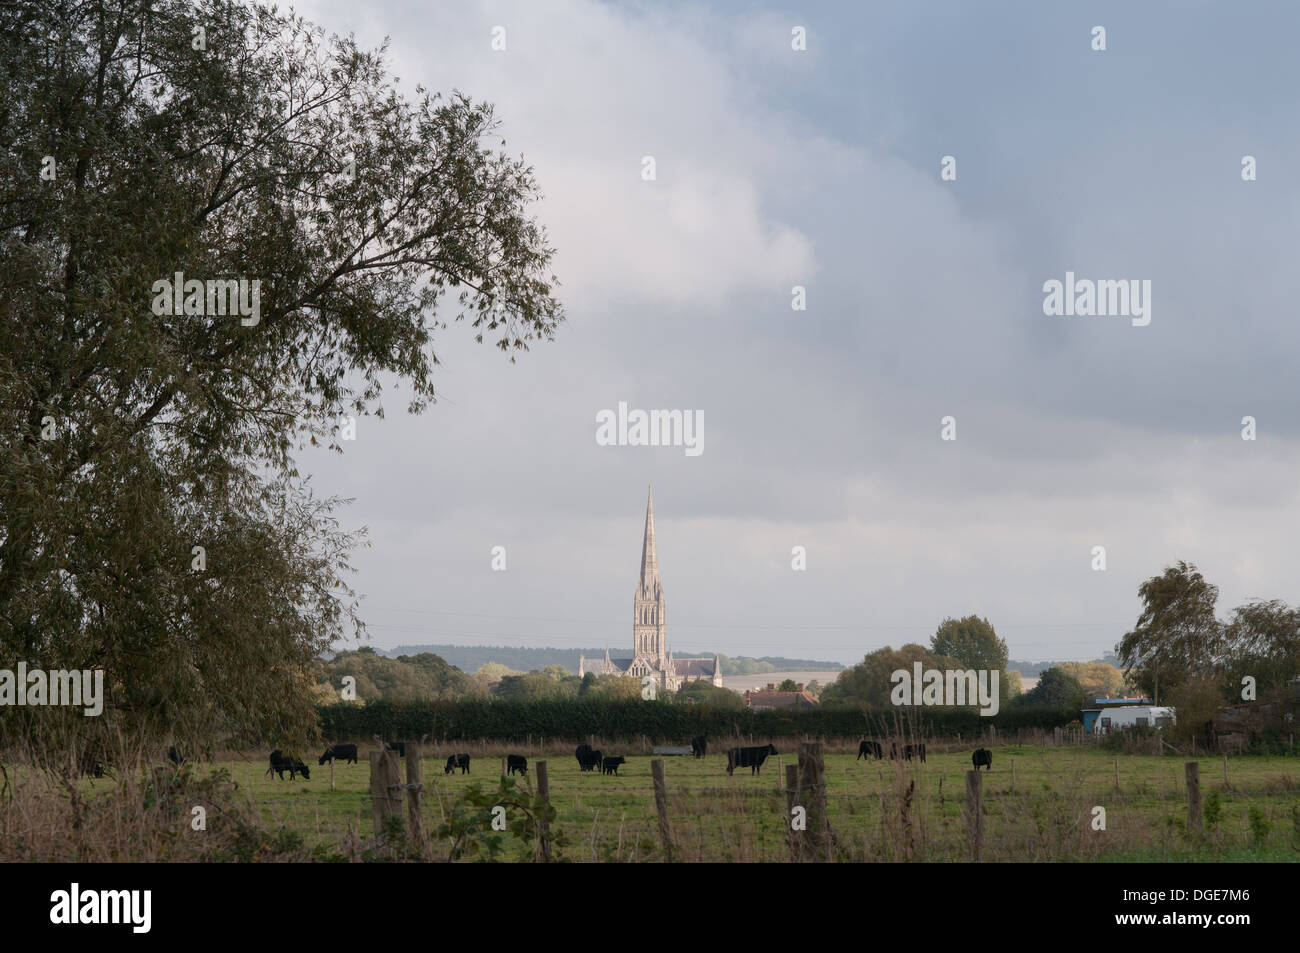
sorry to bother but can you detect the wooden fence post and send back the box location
[1185,762,1201,832]
[794,741,829,862]
[1222,753,1229,788]
[405,743,427,858]
[651,759,675,862]
[536,760,552,862]
[1114,756,1120,793]
[330,755,335,792]
[966,769,984,860]
[369,749,401,847]
[784,763,800,861]
[1053,727,1063,746]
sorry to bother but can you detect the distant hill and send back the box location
[383,644,843,676]
[1009,653,1123,678]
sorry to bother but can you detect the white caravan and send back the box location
[1092,706,1176,735]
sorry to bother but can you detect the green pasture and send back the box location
[208,742,1300,861]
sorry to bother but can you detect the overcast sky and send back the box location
[291,0,1300,666]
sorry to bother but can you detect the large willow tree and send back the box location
[0,0,563,760]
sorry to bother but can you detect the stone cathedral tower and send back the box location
[630,486,667,676]
[576,487,722,690]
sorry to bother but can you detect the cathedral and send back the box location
[578,488,723,692]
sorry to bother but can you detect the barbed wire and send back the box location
[246,786,1298,809]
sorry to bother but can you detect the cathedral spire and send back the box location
[633,485,666,666]
[639,484,659,596]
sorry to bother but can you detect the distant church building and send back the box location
[578,488,723,692]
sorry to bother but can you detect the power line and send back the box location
[361,604,1133,633]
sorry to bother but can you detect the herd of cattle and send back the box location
[856,740,995,772]
[261,739,997,782]
[856,740,927,762]
[264,743,481,780]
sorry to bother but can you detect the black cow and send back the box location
[575,744,603,772]
[601,756,626,775]
[384,741,406,757]
[266,749,310,780]
[444,753,470,775]
[726,743,778,776]
[972,748,993,771]
[857,740,883,761]
[507,754,528,776]
[890,743,926,762]
[167,746,185,766]
[691,736,708,758]
[318,743,358,766]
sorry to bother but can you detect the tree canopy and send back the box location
[1015,666,1085,709]
[322,648,480,703]
[820,644,963,709]
[1116,562,1224,702]
[0,0,563,759]
[930,615,1009,671]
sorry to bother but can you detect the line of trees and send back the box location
[319,649,753,708]
[318,698,1076,743]
[1115,561,1300,744]
[1117,561,1300,703]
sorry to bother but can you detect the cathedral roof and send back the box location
[672,658,717,677]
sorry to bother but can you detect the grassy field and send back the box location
[207,740,1300,862]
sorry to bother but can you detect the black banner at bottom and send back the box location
[13,861,1281,938]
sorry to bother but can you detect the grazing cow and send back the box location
[726,743,778,776]
[889,742,927,762]
[507,754,528,776]
[601,756,626,776]
[972,748,993,771]
[575,744,603,772]
[167,746,185,766]
[857,740,883,761]
[890,743,926,762]
[266,749,310,780]
[444,753,470,775]
[318,743,358,766]
[384,741,406,757]
[691,736,708,758]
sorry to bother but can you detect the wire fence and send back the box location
[240,753,1300,863]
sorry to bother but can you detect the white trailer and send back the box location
[1092,705,1176,735]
